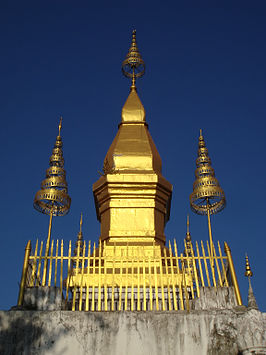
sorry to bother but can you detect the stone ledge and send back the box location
[0,308,265,355]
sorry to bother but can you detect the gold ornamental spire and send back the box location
[190,130,226,267]
[122,30,145,88]
[34,117,71,285]
[245,254,253,277]
[186,214,191,242]
[74,213,85,265]
[190,130,226,215]
[34,117,71,216]
[184,215,193,260]
[245,254,258,309]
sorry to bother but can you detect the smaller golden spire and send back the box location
[186,214,191,242]
[122,30,145,89]
[245,254,258,309]
[74,213,85,265]
[79,213,83,239]
[245,254,253,277]
[184,215,193,269]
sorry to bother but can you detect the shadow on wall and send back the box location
[0,310,67,355]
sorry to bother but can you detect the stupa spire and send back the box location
[122,30,145,89]
[58,116,62,136]
[245,254,258,309]
[184,215,193,266]
[74,213,85,266]
[186,214,191,242]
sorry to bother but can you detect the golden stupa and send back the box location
[17,31,242,312]
[93,29,172,263]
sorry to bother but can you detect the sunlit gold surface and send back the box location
[18,240,31,306]
[224,242,242,305]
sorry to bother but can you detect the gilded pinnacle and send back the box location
[33,118,71,216]
[79,213,83,237]
[190,131,226,215]
[58,117,62,137]
[245,254,253,277]
[122,30,145,88]
[186,215,191,242]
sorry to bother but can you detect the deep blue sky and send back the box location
[0,1,265,311]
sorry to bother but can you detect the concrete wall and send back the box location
[0,308,265,355]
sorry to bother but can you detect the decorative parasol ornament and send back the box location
[122,30,145,87]
[33,117,71,285]
[190,129,226,216]
[34,117,71,217]
[190,130,226,264]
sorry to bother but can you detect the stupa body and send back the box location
[93,86,172,264]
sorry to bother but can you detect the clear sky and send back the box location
[0,1,265,311]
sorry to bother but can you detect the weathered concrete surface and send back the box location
[0,309,265,355]
[192,287,237,310]
[23,287,67,311]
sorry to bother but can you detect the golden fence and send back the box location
[17,239,242,311]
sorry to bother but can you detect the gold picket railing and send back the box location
[17,239,242,310]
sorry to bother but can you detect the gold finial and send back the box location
[73,213,85,266]
[122,30,145,89]
[245,254,253,277]
[199,128,202,137]
[245,254,258,309]
[58,117,62,137]
[79,212,83,235]
[34,118,71,216]
[190,131,226,215]
[186,214,191,242]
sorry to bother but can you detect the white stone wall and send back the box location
[0,309,265,355]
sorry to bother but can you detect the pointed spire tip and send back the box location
[79,212,83,234]
[245,254,253,277]
[58,117,63,137]
[186,214,190,234]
